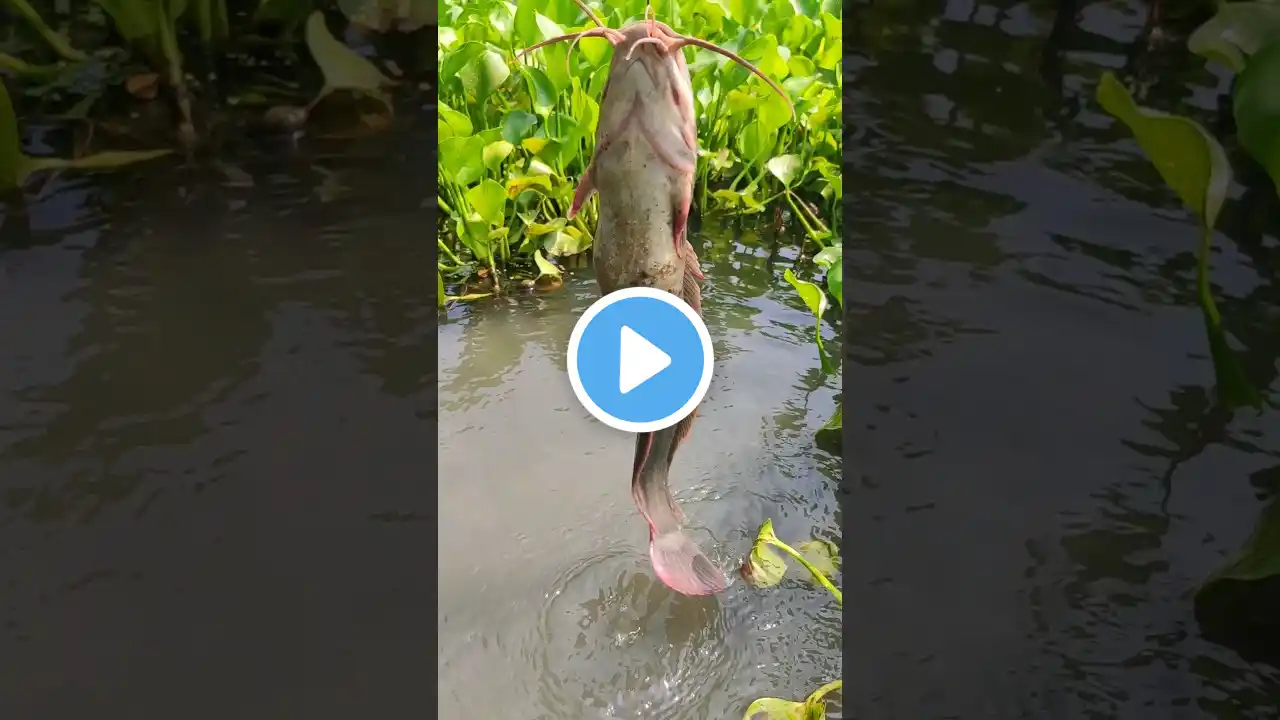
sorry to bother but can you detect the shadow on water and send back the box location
[437,221,842,718]
[0,98,435,717]
[846,0,1279,716]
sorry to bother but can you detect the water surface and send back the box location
[437,223,843,719]
[845,0,1280,716]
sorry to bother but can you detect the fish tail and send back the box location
[649,529,729,596]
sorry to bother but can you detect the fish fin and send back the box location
[650,531,729,596]
[673,180,691,253]
[568,166,596,218]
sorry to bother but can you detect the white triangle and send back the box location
[618,325,671,395]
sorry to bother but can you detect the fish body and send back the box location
[521,3,792,596]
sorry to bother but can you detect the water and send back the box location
[843,0,1280,716]
[5,0,1280,716]
[437,226,843,718]
[0,117,436,716]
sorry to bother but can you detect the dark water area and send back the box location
[845,0,1280,717]
[0,95,436,716]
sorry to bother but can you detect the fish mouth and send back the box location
[516,0,795,120]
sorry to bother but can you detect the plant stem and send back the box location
[805,679,843,706]
[768,538,842,605]
[1196,225,1220,327]
[438,238,462,265]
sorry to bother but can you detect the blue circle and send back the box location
[575,296,707,425]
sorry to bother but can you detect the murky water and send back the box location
[437,223,843,718]
[0,114,436,716]
[845,0,1279,716]
[7,0,1280,716]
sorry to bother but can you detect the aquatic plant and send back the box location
[1095,0,1280,659]
[740,519,842,719]
[783,243,842,452]
[0,74,170,190]
[0,0,427,148]
[436,0,842,287]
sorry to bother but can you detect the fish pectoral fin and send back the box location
[568,166,596,219]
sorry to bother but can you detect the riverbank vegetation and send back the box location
[0,0,433,197]
[1097,0,1280,664]
[436,0,842,294]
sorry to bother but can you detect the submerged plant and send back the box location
[741,519,842,719]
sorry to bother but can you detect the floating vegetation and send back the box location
[436,0,842,289]
[741,519,842,719]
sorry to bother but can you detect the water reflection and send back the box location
[847,0,1279,714]
[0,108,436,716]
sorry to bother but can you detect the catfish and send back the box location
[521,1,794,596]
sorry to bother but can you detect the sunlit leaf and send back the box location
[305,11,393,92]
[743,697,808,720]
[465,179,508,227]
[766,154,803,188]
[796,539,839,580]
[742,519,787,587]
[1187,2,1280,72]
[543,226,590,256]
[1095,72,1230,229]
[783,267,829,320]
[483,140,515,171]
[533,249,562,280]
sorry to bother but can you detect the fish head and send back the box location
[517,2,795,125]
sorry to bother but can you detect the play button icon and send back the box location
[568,286,714,433]
[618,326,671,394]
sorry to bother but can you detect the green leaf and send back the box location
[1187,2,1280,72]
[742,519,787,588]
[441,40,487,82]
[514,0,538,47]
[23,149,173,174]
[1234,42,1280,199]
[743,697,808,720]
[815,401,842,455]
[0,78,21,189]
[5,0,89,61]
[437,270,446,309]
[439,135,486,185]
[458,48,510,103]
[501,109,538,144]
[482,140,515,171]
[465,179,508,227]
[796,539,840,580]
[305,11,393,92]
[784,267,829,320]
[505,172,553,196]
[438,102,474,138]
[542,226,590,256]
[533,249,562,280]
[1095,72,1231,230]
[1194,497,1280,652]
[521,65,558,116]
[766,154,803,188]
[784,267,835,374]
[0,78,171,190]
[826,258,842,309]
